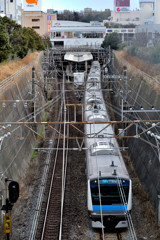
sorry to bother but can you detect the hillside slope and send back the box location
[0,52,40,81]
[118,50,160,78]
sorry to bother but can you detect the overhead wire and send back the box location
[85,63,105,238]
[116,176,137,240]
[104,56,138,239]
[109,58,160,159]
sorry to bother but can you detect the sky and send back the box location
[42,0,140,12]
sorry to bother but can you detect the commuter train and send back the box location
[84,61,132,229]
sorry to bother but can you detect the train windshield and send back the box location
[90,178,129,205]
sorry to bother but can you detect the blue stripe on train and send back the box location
[93,205,127,211]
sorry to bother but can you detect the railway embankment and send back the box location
[114,51,160,216]
[0,52,46,203]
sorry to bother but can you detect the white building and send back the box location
[108,10,140,26]
[139,0,154,25]
[136,0,160,43]
[0,0,22,25]
[50,21,106,47]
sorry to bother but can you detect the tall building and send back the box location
[136,0,160,44]
[84,8,92,14]
[139,0,154,25]
[0,0,22,25]
[22,0,57,37]
[22,10,57,37]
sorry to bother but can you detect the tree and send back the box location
[0,27,12,62]
[101,32,121,50]
[73,12,80,21]
[23,27,45,52]
[42,35,52,48]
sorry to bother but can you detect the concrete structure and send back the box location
[106,28,136,44]
[139,0,154,25]
[0,53,46,209]
[22,10,57,37]
[104,10,140,26]
[114,51,160,221]
[154,0,160,24]
[64,52,93,62]
[136,0,160,44]
[0,0,22,24]
[50,21,106,47]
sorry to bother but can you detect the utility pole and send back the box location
[32,67,36,122]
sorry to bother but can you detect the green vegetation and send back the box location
[0,25,12,62]
[104,22,136,28]
[127,44,160,64]
[31,113,47,159]
[101,32,121,50]
[0,16,51,63]
[58,9,111,23]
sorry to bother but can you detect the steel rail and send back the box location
[59,75,70,239]
[29,100,63,240]
[40,123,62,240]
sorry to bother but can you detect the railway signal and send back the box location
[1,179,19,240]
[8,181,19,203]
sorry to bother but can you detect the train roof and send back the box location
[84,60,130,181]
[87,151,129,180]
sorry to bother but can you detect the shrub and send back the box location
[127,45,137,56]
[101,32,121,50]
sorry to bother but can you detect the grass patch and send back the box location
[0,52,39,81]
[31,142,39,159]
[127,44,160,64]
[31,112,48,160]
[117,50,160,77]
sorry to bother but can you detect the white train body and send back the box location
[84,61,132,228]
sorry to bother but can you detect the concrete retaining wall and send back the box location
[113,51,160,212]
[0,52,46,202]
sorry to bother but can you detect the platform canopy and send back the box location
[64,52,93,62]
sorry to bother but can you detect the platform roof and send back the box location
[64,52,93,62]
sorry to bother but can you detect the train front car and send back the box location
[84,61,132,229]
[88,167,132,229]
[86,128,132,229]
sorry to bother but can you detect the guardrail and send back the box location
[0,51,44,96]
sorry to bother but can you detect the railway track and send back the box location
[40,147,65,239]
[34,80,89,239]
[34,63,136,239]
[35,133,66,239]
[35,101,69,240]
[95,230,127,240]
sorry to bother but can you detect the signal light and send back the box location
[8,181,19,203]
